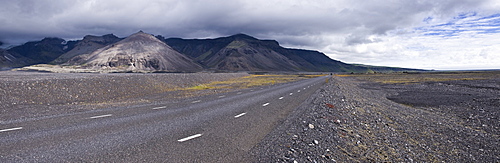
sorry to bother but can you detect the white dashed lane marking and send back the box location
[178,134,203,142]
[234,112,247,118]
[191,100,202,103]
[297,90,301,92]
[262,103,270,106]
[237,92,242,94]
[0,127,23,133]
[152,106,167,110]
[279,97,284,100]
[289,93,293,95]
[89,114,112,119]
[218,95,225,98]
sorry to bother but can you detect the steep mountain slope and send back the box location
[269,44,369,72]
[203,35,301,71]
[0,49,33,70]
[52,34,121,64]
[66,31,203,72]
[7,37,76,66]
[164,34,368,72]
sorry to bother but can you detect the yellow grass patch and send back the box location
[184,74,325,90]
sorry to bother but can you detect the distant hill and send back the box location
[65,31,203,72]
[2,32,423,73]
[351,64,424,73]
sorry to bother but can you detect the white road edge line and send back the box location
[192,100,202,103]
[89,114,112,119]
[237,92,243,94]
[263,103,270,106]
[0,127,23,133]
[279,97,284,100]
[152,106,167,110]
[234,112,247,118]
[178,134,203,142]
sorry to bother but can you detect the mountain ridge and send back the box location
[1,32,423,73]
[164,33,371,72]
[64,31,203,72]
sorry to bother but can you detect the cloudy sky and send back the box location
[1,0,499,70]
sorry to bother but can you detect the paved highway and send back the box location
[0,75,328,162]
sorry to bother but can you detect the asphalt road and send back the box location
[0,75,328,162]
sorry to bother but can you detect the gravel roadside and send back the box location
[252,75,499,162]
[0,72,248,122]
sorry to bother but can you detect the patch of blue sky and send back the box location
[417,13,500,37]
[454,12,477,20]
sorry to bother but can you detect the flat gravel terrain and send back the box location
[0,71,248,122]
[252,73,499,162]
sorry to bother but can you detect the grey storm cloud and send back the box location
[0,0,488,43]
[1,0,499,70]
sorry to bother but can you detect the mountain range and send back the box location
[1,32,421,72]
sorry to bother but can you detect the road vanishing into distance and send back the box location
[0,75,329,162]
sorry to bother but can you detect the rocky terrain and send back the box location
[0,72,247,122]
[252,71,499,162]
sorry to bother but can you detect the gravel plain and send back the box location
[0,71,248,122]
[252,71,499,162]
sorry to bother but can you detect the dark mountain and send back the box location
[7,37,76,65]
[164,34,369,72]
[1,48,33,70]
[3,32,421,72]
[52,34,121,64]
[66,31,203,72]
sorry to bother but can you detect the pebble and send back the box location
[308,124,315,129]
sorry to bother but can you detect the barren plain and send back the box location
[252,71,499,162]
[1,71,498,162]
[1,72,323,123]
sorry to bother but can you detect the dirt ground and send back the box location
[253,71,499,162]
